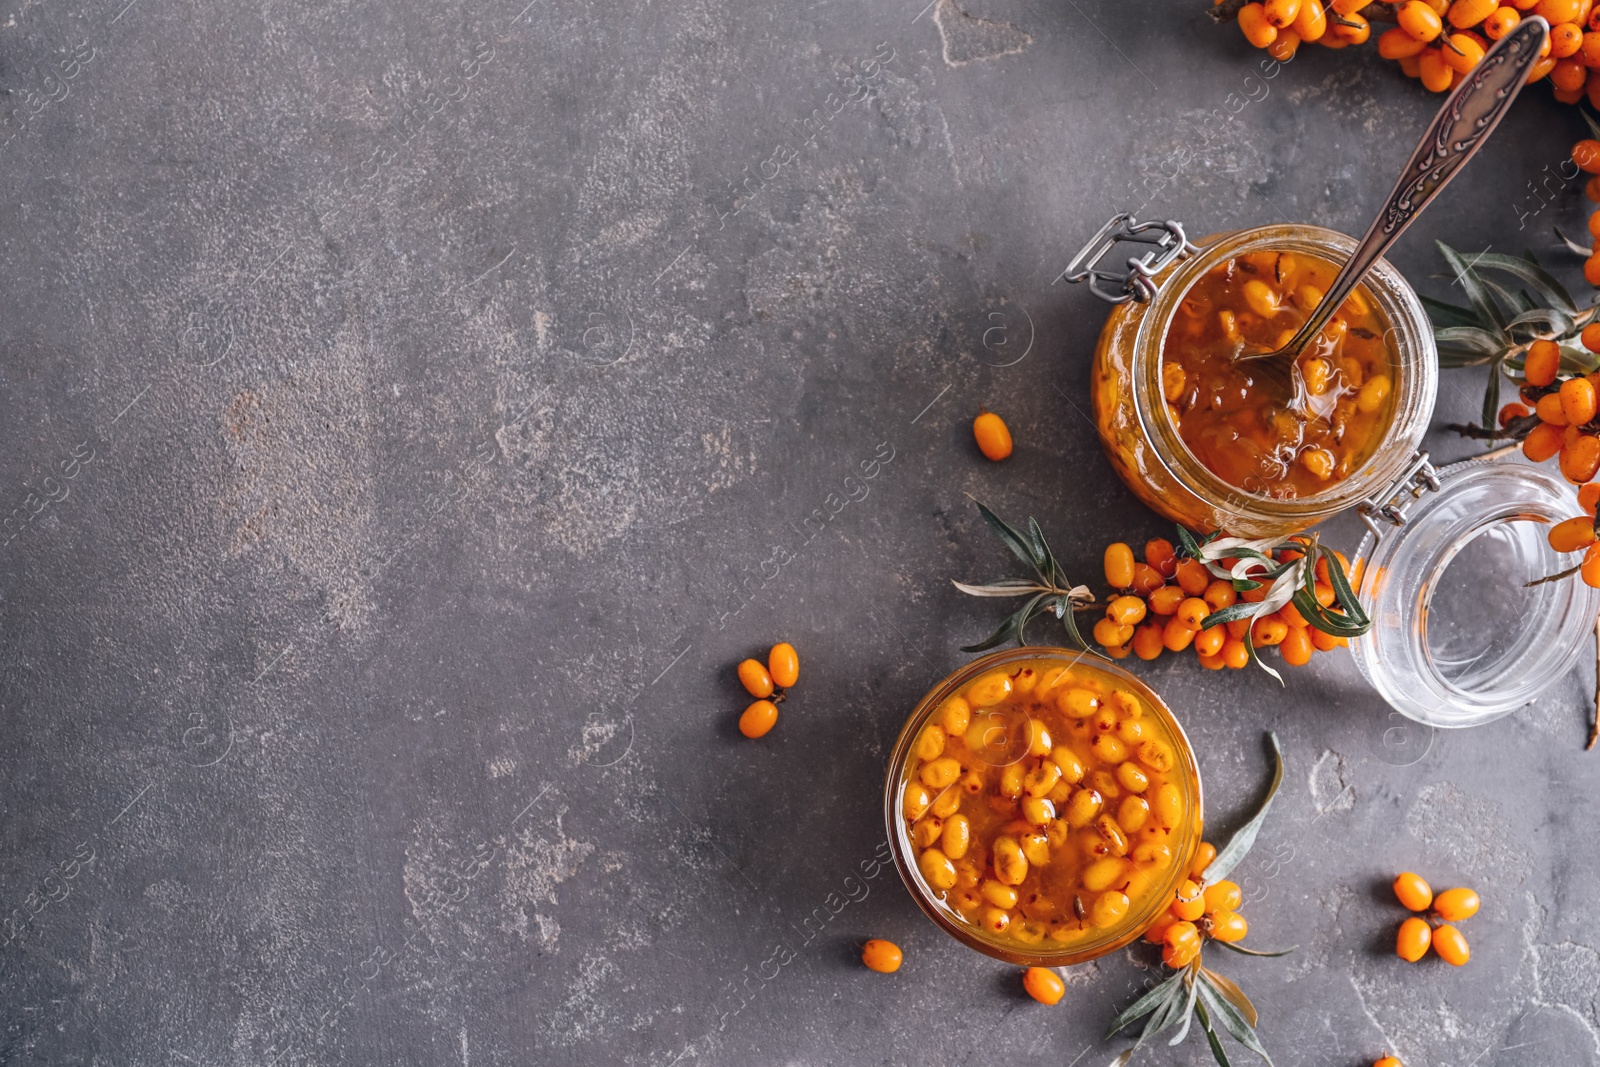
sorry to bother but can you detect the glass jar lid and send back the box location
[1351,458,1600,728]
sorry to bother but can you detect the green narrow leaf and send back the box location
[1199,602,1262,631]
[1420,293,1482,328]
[1167,970,1202,1047]
[1319,546,1370,632]
[951,578,1048,598]
[1013,592,1050,646]
[1197,999,1236,1067]
[1200,968,1258,1028]
[1197,976,1274,1065]
[975,501,1045,575]
[1437,242,1509,335]
[1176,524,1204,559]
[1057,595,1101,657]
[1472,252,1578,314]
[1207,732,1286,882]
[1215,940,1299,958]
[1243,630,1284,686]
[1481,356,1502,436]
[1553,225,1594,258]
[1476,275,1534,317]
[1105,970,1187,1039]
[960,605,1026,653]
[1432,325,1509,354]
[1025,516,1050,570]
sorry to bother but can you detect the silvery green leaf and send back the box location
[1168,971,1201,1046]
[1437,242,1509,335]
[1421,293,1481,329]
[1215,940,1298,958]
[960,605,1026,653]
[1195,998,1236,1067]
[1197,974,1273,1065]
[1207,732,1285,882]
[1200,968,1258,1028]
[1554,225,1593,259]
[951,578,1049,598]
[1105,969,1186,1039]
[1432,326,1507,355]
[975,501,1044,574]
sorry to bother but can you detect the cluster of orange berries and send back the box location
[735,642,801,738]
[1091,539,1352,668]
[1392,871,1479,966]
[1139,842,1250,968]
[1228,0,1600,104]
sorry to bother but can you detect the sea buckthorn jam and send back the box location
[1161,250,1398,499]
[900,657,1197,953]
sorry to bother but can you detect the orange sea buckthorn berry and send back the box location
[1104,543,1136,588]
[1379,25,1431,55]
[1203,880,1243,914]
[1143,914,1179,946]
[1107,594,1149,626]
[1530,54,1559,83]
[1172,879,1206,922]
[1537,393,1569,426]
[1374,1057,1404,1067]
[1448,0,1498,23]
[973,410,1013,461]
[1483,5,1521,37]
[1162,615,1199,652]
[1582,323,1600,353]
[768,642,799,689]
[1251,614,1289,648]
[1149,584,1186,616]
[1145,538,1178,577]
[1310,628,1346,652]
[1130,563,1165,597]
[1433,887,1481,921]
[1175,558,1210,595]
[1332,0,1369,14]
[1587,171,1600,199]
[1334,11,1372,41]
[1239,1,1279,44]
[1552,20,1586,56]
[1399,0,1446,38]
[1562,435,1600,483]
[1549,516,1598,552]
[1221,636,1250,669]
[1264,0,1302,26]
[1498,401,1531,426]
[739,699,779,738]
[1538,0,1583,21]
[1189,842,1217,880]
[1396,915,1433,962]
[1580,481,1600,512]
[1525,421,1567,463]
[1093,618,1133,648]
[1583,32,1600,65]
[1162,921,1202,969]
[1563,376,1599,425]
[1203,579,1237,612]
[1279,624,1313,666]
[861,939,903,973]
[1586,251,1600,287]
[1194,623,1226,658]
[738,658,775,698]
[1132,621,1166,661]
[1267,27,1302,57]
[1582,541,1600,586]
[1443,30,1487,68]
[1293,0,1327,37]
[1432,924,1471,966]
[1418,47,1455,90]
[1208,910,1249,942]
[1393,871,1434,912]
[1176,597,1210,629]
[1022,966,1066,1005]
[1525,338,1562,386]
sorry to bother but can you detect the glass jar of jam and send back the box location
[883,648,1203,964]
[1069,216,1438,540]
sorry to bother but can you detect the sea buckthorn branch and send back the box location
[1106,733,1292,1067]
[952,502,1096,653]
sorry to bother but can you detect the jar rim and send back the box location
[1351,457,1600,727]
[882,647,1204,966]
[1131,224,1439,526]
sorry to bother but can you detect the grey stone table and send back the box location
[1,0,1596,1063]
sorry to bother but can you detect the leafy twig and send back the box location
[952,501,1096,653]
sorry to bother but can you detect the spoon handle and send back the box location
[1269,16,1549,361]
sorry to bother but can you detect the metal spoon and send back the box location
[1237,16,1549,370]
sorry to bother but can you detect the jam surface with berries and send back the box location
[1160,250,1399,499]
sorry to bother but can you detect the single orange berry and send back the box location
[1239,2,1280,46]
[1433,887,1481,922]
[1279,624,1313,666]
[1524,421,1567,463]
[1145,538,1178,577]
[1562,376,1598,425]
[1104,543,1136,588]
[1022,966,1066,1004]
[1379,25,1431,55]
[1220,636,1250,669]
[1193,623,1226,658]
[861,939,903,973]
[1392,871,1434,912]
[1130,563,1166,597]
[1149,584,1187,616]
[1525,339,1562,386]
[1189,842,1217,880]
[1398,0,1445,38]
[973,410,1013,461]
[1447,0,1496,25]
[1396,915,1433,962]
[1442,31,1485,69]
[1561,435,1600,484]
[738,658,775,698]
[1374,1055,1404,1067]
[1162,921,1202,968]
[1162,614,1198,652]
[1171,879,1206,922]
[1483,5,1520,36]
[1551,20,1585,56]
[1208,910,1249,942]
[1498,402,1531,426]
[1583,323,1600,354]
[739,699,779,738]
[1585,252,1600,287]
[1584,542,1600,587]
[1132,620,1166,661]
[1144,914,1179,945]
[1538,392,1569,426]
[1250,613,1289,648]
[1203,879,1243,915]
[1432,923,1470,966]
[1293,0,1327,37]
[1548,515,1598,553]
[768,642,799,688]
[1107,594,1149,626]
[1264,0,1303,26]
[1579,481,1600,512]
[1175,558,1210,595]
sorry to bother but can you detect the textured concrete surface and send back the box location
[2,0,1598,1064]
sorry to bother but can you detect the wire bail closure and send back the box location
[1357,450,1441,538]
[1058,212,1198,305]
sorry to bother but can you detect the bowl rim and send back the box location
[882,646,1205,966]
